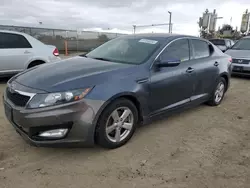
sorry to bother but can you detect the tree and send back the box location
[219,24,233,35]
[98,34,109,41]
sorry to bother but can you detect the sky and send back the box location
[1,0,250,35]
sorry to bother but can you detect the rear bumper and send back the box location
[3,93,104,147]
[48,56,61,63]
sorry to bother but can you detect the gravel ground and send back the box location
[0,77,250,188]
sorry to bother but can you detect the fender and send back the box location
[92,91,147,130]
[219,72,230,91]
[25,57,49,69]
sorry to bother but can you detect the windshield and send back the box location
[232,38,250,50]
[209,39,225,46]
[85,37,161,64]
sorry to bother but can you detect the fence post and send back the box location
[76,32,79,52]
[64,40,68,56]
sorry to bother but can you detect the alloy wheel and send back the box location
[214,81,225,103]
[105,107,134,143]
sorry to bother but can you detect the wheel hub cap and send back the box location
[215,82,225,103]
[105,107,134,143]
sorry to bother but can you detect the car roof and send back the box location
[0,29,30,37]
[0,29,47,47]
[123,33,201,40]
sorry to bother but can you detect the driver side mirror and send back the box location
[157,56,181,67]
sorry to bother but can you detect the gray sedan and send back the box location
[3,34,232,149]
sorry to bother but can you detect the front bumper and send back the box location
[3,91,104,147]
[232,63,250,75]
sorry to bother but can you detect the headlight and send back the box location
[27,88,93,109]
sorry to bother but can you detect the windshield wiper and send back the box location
[91,57,112,62]
[79,54,88,57]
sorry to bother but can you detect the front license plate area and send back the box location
[4,102,13,122]
[233,66,243,71]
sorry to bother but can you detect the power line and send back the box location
[133,10,173,34]
[133,23,173,34]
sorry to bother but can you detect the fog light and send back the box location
[38,129,68,138]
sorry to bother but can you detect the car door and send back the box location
[149,38,196,114]
[189,39,220,101]
[0,32,33,73]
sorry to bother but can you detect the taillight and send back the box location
[53,48,59,56]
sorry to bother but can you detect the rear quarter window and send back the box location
[191,39,210,59]
[0,32,32,49]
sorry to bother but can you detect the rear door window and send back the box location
[0,32,32,49]
[191,39,210,59]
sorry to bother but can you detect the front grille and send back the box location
[233,69,250,74]
[6,88,30,107]
[232,59,250,64]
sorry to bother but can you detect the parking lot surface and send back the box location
[0,77,250,188]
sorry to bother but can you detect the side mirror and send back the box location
[157,57,181,67]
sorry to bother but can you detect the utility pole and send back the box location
[168,11,172,33]
[133,25,136,34]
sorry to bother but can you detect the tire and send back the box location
[207,77,227,106]
[96,98,138,149]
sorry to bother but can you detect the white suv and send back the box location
[0,30,61,77]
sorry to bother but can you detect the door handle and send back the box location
[186,67,194,73]
[214,61,219,66]
[136,78,149,84]
[24,50,31,54]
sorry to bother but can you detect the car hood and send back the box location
[225,49,250,59]
[14,56,135,92]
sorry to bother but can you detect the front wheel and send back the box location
[96,98,138,149]
[207,77,226,106]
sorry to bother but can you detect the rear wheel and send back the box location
[96,98,138,149]
[207,77,226,106]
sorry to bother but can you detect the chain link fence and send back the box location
[0,25,127,54]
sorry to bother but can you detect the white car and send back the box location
[209,38,234,52]
[0,30,61,77]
